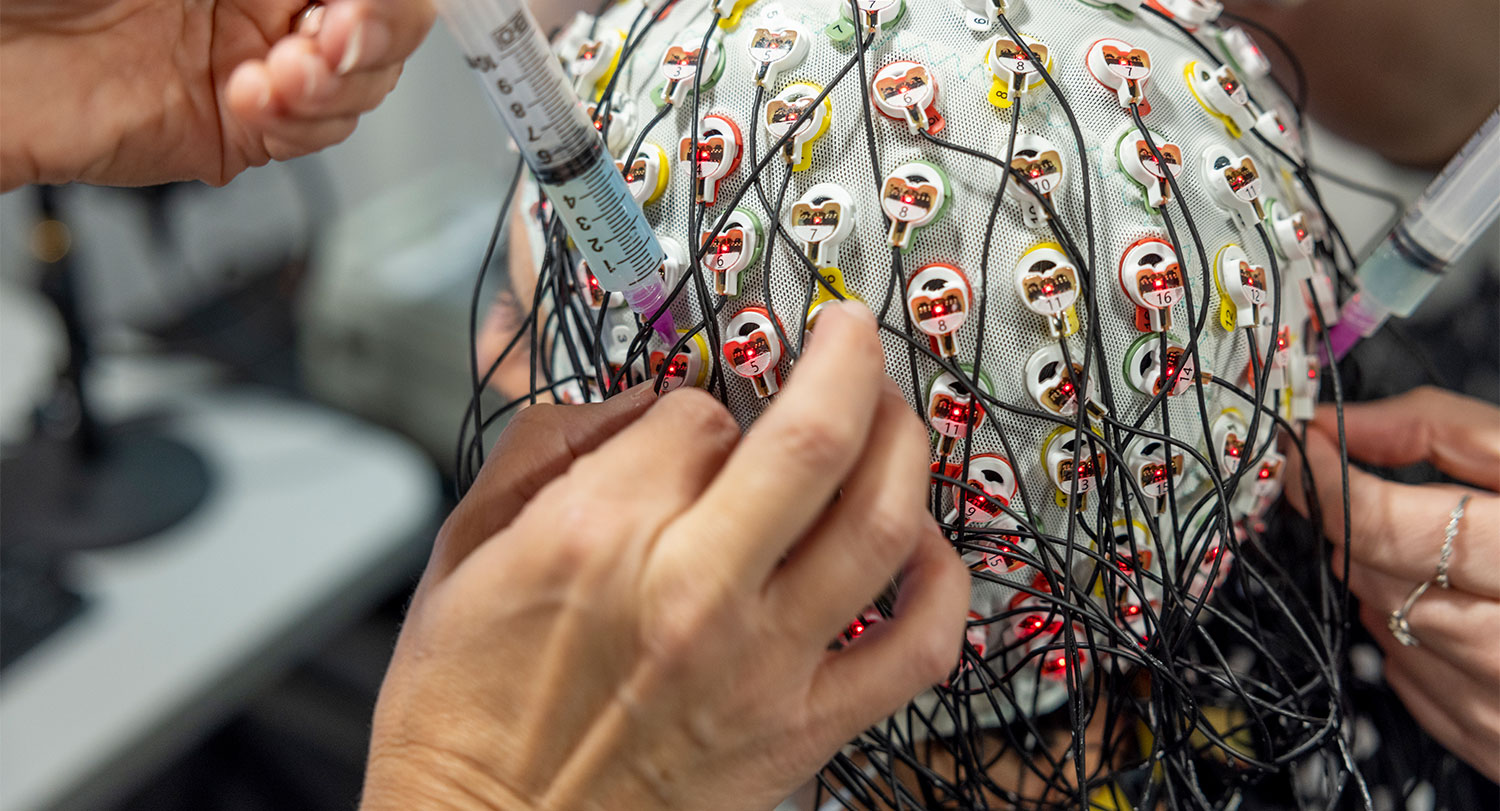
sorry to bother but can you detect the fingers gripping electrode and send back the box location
[764,83,831,171]
[678,112,743,205]
[700,208,764,296]
[1116,128,1185,210]
[882,160,950,249]
[1086,39,1153,111]
[788,183,856,268]
[1004,134,1066,229]
[722,306,785,397]
[986,33,1050,110]
[906,263,973,359]
[1118,237,1186,333]
[1214,243,1271,330]
[872,61,944,135]
[925,367,994,458]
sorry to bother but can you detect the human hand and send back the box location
[0,0,433,190]
[1284,386,1500,781]
[362,300,970,811]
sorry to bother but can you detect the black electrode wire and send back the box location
[741,77,804,364]
[1214,11,1309,115]
[761,163,801,359]
[458,159,525,491]
[595,0,677,137]
[1127,107,1240,579]
[950,98,1025,568]
[501,2,1376,805]
[911,125,1108,795]
[996,13,1098,283]
[610,42,873,393]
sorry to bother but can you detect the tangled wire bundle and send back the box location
[455,0,1385,806]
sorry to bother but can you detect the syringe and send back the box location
[434,0,676,342]
[1326,110,1500,359]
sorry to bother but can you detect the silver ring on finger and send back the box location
[1388,493,1471,647]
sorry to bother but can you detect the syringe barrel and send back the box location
[1397,109,1500,266]
[434,0,667,303]
[433,0,597,179]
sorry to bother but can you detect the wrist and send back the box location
[361,739,533,811]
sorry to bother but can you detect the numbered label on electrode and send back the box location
[1119,237,1186,333]
[722,307,784,397]
[788,183,857,268]
[872,61,943,134]
[658,34,724,105]
[1014,243,1080,336]
[841,0,906,37]
[1214,243,1270,330]
[986,33,1049,109]
[905,263,972,358]
[746,21,810,85]
[1201,145,1265,224]
[1116,128,1184,209]
[926,367,993,457]
[1004,134,1066,229]
[1043,427,1107,505]
[882,160,949,248]
[1125,333,1199,397]
[699,208,764,296]
[1087,38,1153,109]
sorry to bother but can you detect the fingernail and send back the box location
[338,19,389,75]
[295,4,325,36]
[301,52,324,98]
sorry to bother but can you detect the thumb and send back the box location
[428,385,658,580]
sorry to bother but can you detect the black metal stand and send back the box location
[0,187,210,553]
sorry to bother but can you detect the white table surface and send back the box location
[0,383,441,811]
